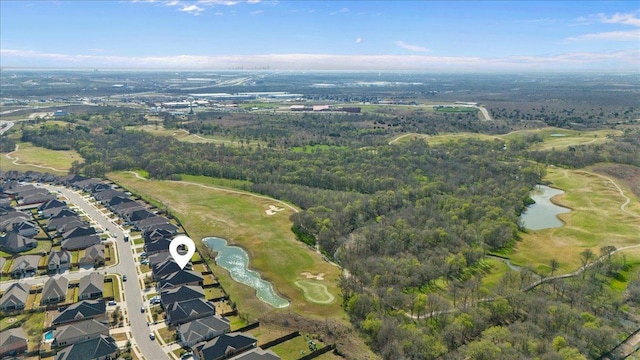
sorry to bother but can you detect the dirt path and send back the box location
[388,133,429,145]
[4,144,67,173]
[577,170,638,217]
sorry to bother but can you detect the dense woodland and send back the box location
[7,92,640,359]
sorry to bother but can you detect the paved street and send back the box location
[40,184,170,360]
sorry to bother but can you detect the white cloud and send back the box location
[179,4,204,14]
[598,12,640,27]
[134,0,264,15]
[567,29,640,41]
[395,41,430,53]
[250,10,263,15]
[3,48,637,71]
[330,8,348,15]
[568,11,640,40]
[356,37,362,44]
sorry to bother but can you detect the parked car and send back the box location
[108,300,117,306]
[141,306,145,313]
[123,275,127,281]
[149,333,155,340]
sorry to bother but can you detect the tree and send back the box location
[580,249,595,279]
[550,258,559,278]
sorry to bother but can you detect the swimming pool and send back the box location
[43,330,54,343]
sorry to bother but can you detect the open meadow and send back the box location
[1,142,78,174]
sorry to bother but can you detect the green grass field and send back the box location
[0,142,79,173]
[510,167,640,273]
[294,280,336,304]
[107,171,344,321]
[390,127,621,151]
[131,124,265,147]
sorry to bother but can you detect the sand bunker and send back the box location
[300,272,325,281]
[265,205,285,215]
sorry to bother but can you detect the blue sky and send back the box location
[1,0,638,71]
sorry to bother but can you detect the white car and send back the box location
[149,333,156,340]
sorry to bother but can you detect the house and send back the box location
[10,254,41,277]
[41,276,69,305]
[93,189,126,204]
[79,244,106,267]
[48,250,72,272]
[140,222,178,235]
[53,299,106,325]
[46,215,83,232]
[42,206,73,219]
[59,174,88,187]
[57,219,90,235]
[55,334,117,360]
[53,318,109,348]
[89,182,112,195]
[148,251,171,267]
[105,195,134,209]
[123,208,155,225]
[0,231,37,253]
[194,332,257,360]
[6,220,40,237]
[160,285,205,308]
[0,282,29,311]
[39,198,67,212]
[49,207,78,219]
[230,348,281,360]
[178,315,231,347]
[79,272,104,300]
[0,327,28,357]
[158,269,204,290]
[0,211,31,231]
[145,237,172,255]
[20,192,55,206]
[144,228,175,244]
[62,235,101,251]
[63,226,96,240]
[166,298,217,325]
[152,257,191,280]
[135,215,168,231]
[72,178,101,191]
[111,201,144,216]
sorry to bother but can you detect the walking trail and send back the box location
[4,144,67,173]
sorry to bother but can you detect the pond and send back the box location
[202,236,289,308]
[520,185,571,230]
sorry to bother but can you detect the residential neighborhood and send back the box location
[0,170,308,360]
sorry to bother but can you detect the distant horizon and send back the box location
[1,67,638,75]
[2,1,639,72]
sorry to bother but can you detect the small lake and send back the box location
[520,185,571,230]
[202,237,289,308]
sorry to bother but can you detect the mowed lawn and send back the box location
[502,128,622,151]
[390,127,620,150]
[1,142,79,173]
[510,166,640,274]
[108,171,344,321]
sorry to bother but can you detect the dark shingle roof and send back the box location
[158,269,203,289]
[178,315,230,346]
[0,282,29,309]
[53,300,106,325]
[55,334,117,360]
[41,276,69,304]
[160,285,205,308]
[166,298,216,325]
[197,332,257,360]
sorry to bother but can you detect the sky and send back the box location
[1,0,639,72]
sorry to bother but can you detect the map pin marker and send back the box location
[169,235,196,270]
